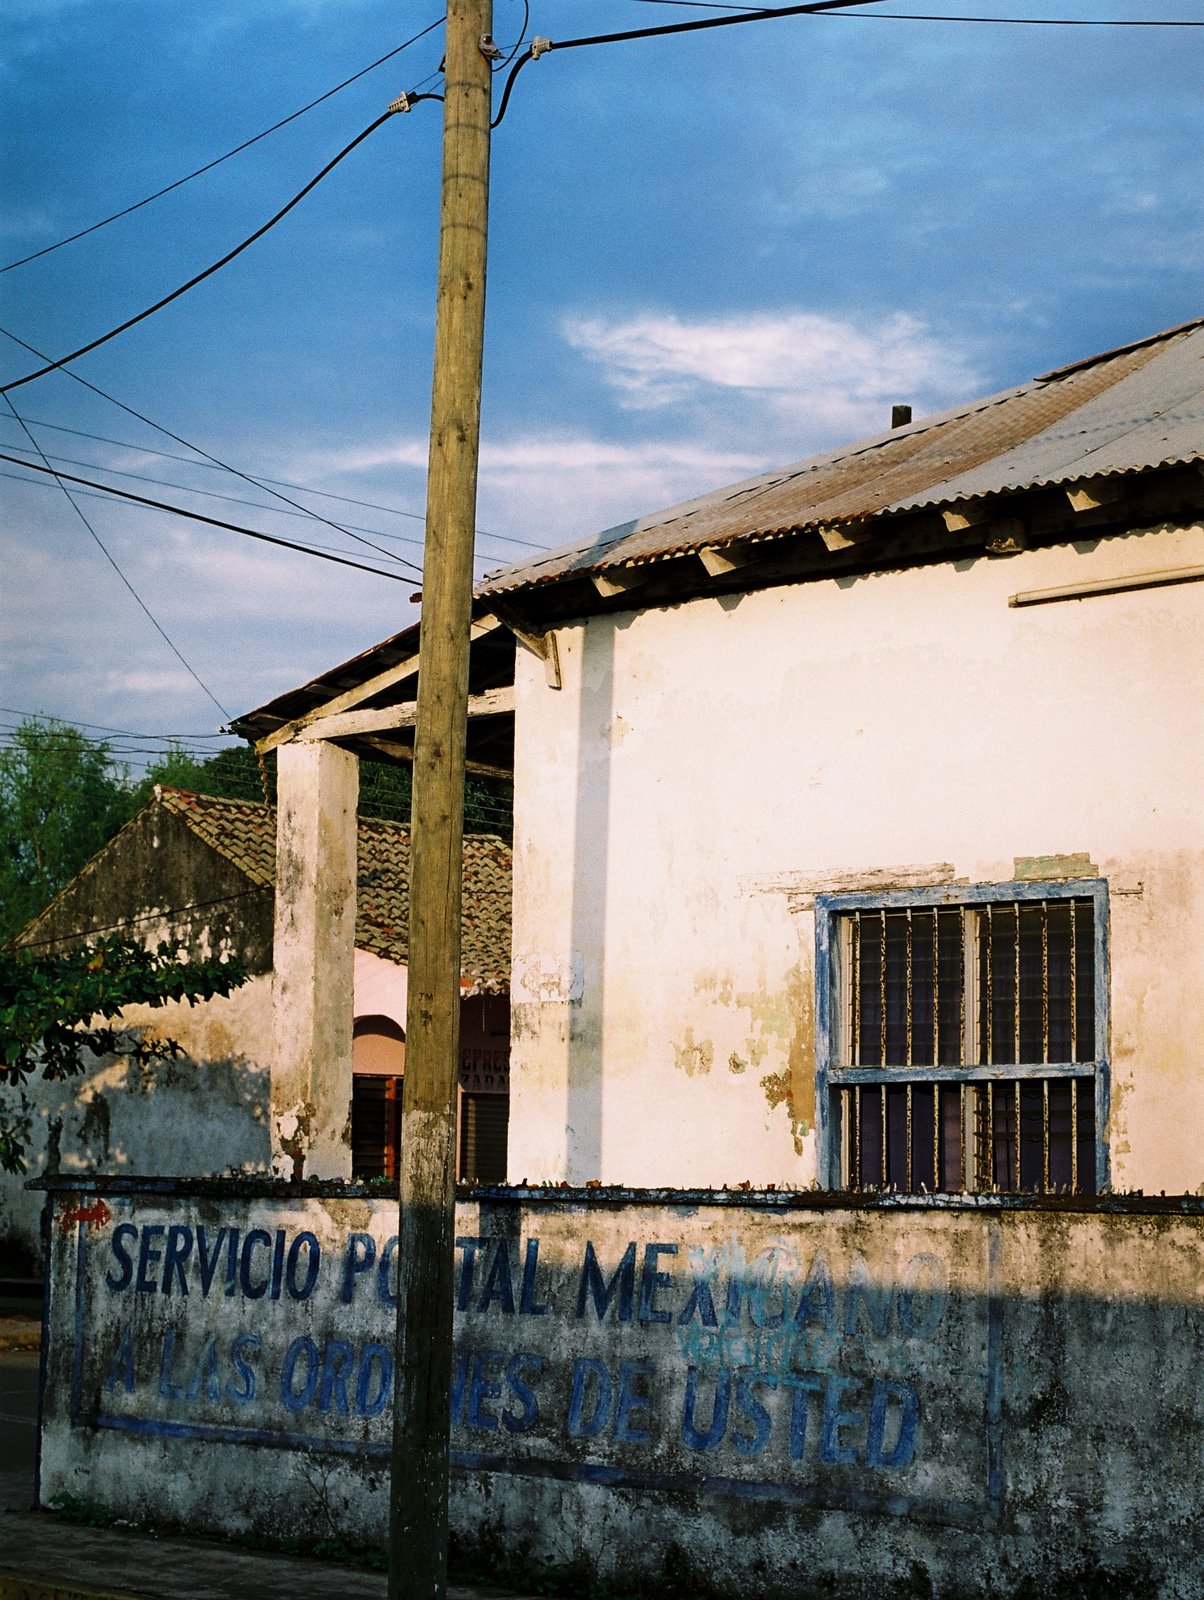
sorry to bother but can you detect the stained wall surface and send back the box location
[35,1181,1204,1600]
[508,523,1204,1193]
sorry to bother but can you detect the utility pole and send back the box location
[389,4,493,1599]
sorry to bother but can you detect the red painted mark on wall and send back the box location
[58,1199,112,1233]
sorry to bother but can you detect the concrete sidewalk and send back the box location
[0,1511,534,1600]
[1,1481,542,1600]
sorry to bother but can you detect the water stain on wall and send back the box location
[673,1029,714,1077]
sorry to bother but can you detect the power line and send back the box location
[2,399,230,719]
[1,17,446,275]
[494,1,1204,122]
[805,9,1204,22]
[0,439,541,561]
[1,466,443,567]
[625,0,1204,17]
[0,709,228,739]
[0,722,225,746]
[1,446,423,545]
[493,0,889,124]
[14,886,269,951]
[0,326,425,577]
[0,102,440,397]
[0,415,552,551]
[0,452,419,582]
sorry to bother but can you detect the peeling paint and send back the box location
[672,1029,713,1077]
[1014,852,1098,880]
[56,1198,111,1233]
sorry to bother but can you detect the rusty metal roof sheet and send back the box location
[479,317,1204,596]
[158,788,512,994]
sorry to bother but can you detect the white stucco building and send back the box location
[235,315,1204,1201]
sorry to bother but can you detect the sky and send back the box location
[1,0,1201,768]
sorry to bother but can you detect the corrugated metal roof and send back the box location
[479,317,1204,596]
[158,788,512,994]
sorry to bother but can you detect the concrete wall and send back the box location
[509,522,1204,1193]
[34,1178,1204,1600]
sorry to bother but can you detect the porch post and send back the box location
[270,738,359,1180]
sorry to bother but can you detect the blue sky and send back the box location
[2,0,1201,762]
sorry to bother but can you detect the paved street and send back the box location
[0,1346,40,1515]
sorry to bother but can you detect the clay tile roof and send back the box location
[156,788,511,994]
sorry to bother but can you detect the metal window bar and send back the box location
[838,895,1097,1194]
[879,909,887,1067]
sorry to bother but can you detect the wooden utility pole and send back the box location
[389,4,493,1598]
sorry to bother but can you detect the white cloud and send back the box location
[298,434,767,555]
[291,306,988,554]
[563,309,984,429]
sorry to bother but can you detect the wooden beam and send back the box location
[298,685,514,743]
[942,504,989,533]
[357,733,512,782]
[491,600,562,689]
[984,518,1027,556]
[591,565,648,599]
[256,613,502,752]
[817,522,863,552]
[1066,479,1124,513]
[698,544,754,577]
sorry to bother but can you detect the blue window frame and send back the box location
[814,879,1109,1195]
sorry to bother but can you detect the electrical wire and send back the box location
[0,452,417,583]
[1,17,446,275]
[2,399,230,718]
[0,468,441,566]
[494,1,1204,123]
[0,420,552,552]
[14,886,270,951]
[0,709,228,739]
[495,0,531,68]
[493,0,888,125]
[0,326,425,577]
[794,9,1204,21]
[0,446,428,547]
[624,0,1204,17]
[0,100,440,397]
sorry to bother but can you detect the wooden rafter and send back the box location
[255,612,502,752]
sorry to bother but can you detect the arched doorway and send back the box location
[351,1015,405,1180]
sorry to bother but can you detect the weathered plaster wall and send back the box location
[353,948,408,1031]
[1,952,418,1265]
[271,741,359,1182]
[18,802,274,971]
[510,523,1204,1192]
[0,976,275,1267]
[36,1181,1204,1600]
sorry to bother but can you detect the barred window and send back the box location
[816,882,1108,1196]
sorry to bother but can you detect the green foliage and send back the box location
[0,719,132,943]
[0,715,513,945]
[0,935,248,1173]
[49,1493,123,1528]
[131,742,268,809]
